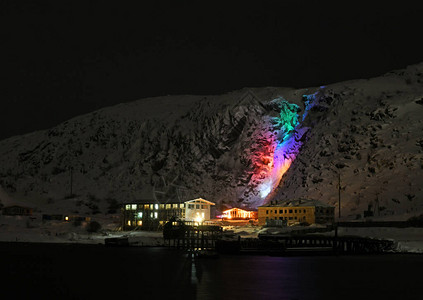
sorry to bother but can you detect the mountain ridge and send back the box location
[1,63,423,220]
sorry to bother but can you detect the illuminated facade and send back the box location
[184,198,215,223]
[258,198,335,226]
[222,208,257,220]
[252,91,322,204]
[122,197,216,229]
[122,200,185,230]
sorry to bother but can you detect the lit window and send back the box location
[159,204,164,209]
[131,204,137,210]
[127,220,131,226]
[145,204,149,210]
[125,204,131,210]
[166,204,172,209]
[154,212,158,219]
[180,204,184,208]
[172,204,178,208]
[138,212,143,218]
[150,212,153,218]
[202,212,205,218]
[155,204,159,210]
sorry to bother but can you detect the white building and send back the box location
[184,198,215,223]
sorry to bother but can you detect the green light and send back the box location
[272,100,300,138]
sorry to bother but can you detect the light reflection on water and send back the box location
[2,243,423,300]
[182,253,423,300]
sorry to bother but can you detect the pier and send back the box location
[246,234,396,254]
[163,221,223,251]
[163,221,395,255]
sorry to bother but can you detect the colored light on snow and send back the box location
[259,181,272,198]
[256,93,319,200]
[258,138,294,198]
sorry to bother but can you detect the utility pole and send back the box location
[338,172,341,219]
[375,192,380,217]
[70,166,73,197]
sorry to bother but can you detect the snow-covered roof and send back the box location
[123,198,216,205]
[184,198,215,205]
[123,199,181,205]
[260,198,333,208]
[223,207,254,213]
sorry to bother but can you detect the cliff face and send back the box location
[275,64,423,219]
[1,63,423,219]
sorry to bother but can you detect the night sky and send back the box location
[1,1,423,141]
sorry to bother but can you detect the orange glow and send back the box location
[222,208,256,220]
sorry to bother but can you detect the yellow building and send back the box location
[258,199,335,226]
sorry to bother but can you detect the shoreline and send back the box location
[1,239,422,256]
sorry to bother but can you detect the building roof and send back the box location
[123,197,215,206]
[184,198,215,206]
[260,198,334,208]
[123,199,182,205]
[223,208,253,213]
[3,205,33,209]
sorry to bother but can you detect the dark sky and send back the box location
[1,1,423,140]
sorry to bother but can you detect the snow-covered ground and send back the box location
[335,226,423,253]
[1,214,422,253]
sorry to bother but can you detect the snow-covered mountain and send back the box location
[1,63,423,219]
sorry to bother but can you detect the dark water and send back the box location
[1,242,422,300]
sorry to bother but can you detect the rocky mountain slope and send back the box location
[1,63,423,219]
